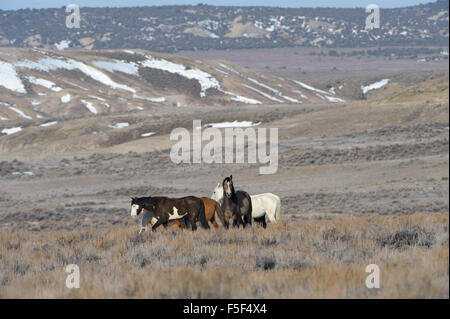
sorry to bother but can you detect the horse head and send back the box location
[211,182,224,203]
[130,197,143,218]
[222,175,235,198]
[131,197,157,218]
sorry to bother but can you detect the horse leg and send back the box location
[245,211,252,226]
[266,210,277,224]
[189,216,198,231]
[240,211,251,228]
[210,215,219,229]
[235,214,245,228]
[151,219,163,232]
[214,202,226,228]
[232,215,239,228]
[140,210,152,233]
[176,216,190,228]
[198,203,210,230]
[254,216,266,228]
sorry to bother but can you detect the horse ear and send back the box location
[230,175,233,180]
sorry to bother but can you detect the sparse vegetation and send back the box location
[0,213,447,298]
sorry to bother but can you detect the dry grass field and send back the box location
[0,213,447,298]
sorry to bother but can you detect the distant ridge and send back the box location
[0,1,447,52]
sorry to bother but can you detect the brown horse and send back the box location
[131,196,210,233]
[171,197,225,229]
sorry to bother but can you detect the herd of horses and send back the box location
[130,175,281,233]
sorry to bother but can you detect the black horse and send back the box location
[130,196,210,232]
[221,175,252,228]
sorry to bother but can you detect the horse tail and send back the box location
[214,201,226,228]
[199,201,210,229]
[247,193,253,224]
[274,195,281,223]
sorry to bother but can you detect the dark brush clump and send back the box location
[377,226,436,249]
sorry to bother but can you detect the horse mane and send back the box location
[136,196,160,207]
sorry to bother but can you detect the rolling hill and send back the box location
[0,47,345,121]
[0,1,448,52]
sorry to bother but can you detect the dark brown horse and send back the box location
[131,196,210,233]
[172,197,225,229]
[221,175,252,228]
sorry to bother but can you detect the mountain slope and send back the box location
[0,1,448,52]
[0,47,345,122]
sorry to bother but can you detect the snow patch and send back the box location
[141,55,220,97]
[61,94,71,103]
[9,106,32,119]
[293,90,308,99]
[223,91,261,104]
[133,94,166,103]
[40,121,57,127]
[247,77,299,103]
[0,61,26,93]
[141,132,156,137]
[361,79,390,94]
[243,84,284,103]
[92,60,139,76]
[108,122,129,129]
[55,40,70,50]
[80,100,97,114]
[293,80,330,95]
[2,126,22,135]
[218,63,240,75]
[27,76,62,91]
[88,95,106,101]
[323,95,345,103]
[17,57,136,93]
[205,120,261,128]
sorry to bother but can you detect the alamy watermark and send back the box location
[170,120,278,175]
[365,4,380,30]
[65,264,80,288]
[365,264,380,289]
[65,4,80,29]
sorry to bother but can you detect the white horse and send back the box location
[211,183,281,226]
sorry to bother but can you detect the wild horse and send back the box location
[220,175,252,228]
[212,183,281,228]
[130,196,210,233]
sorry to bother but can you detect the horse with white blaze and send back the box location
[211,181,281,228]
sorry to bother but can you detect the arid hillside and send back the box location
[0,48,343,117]
[0,47,349,157]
